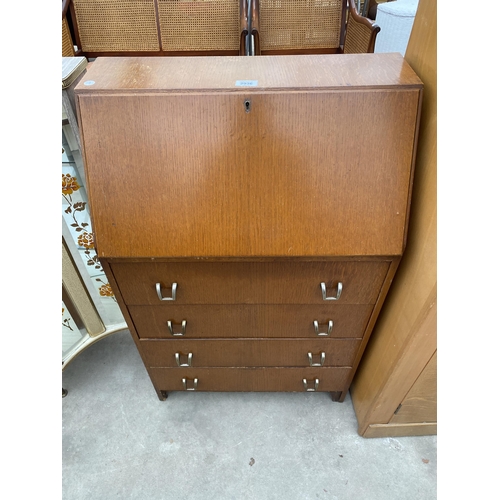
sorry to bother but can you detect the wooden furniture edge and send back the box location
[352,283,437,434]
[80,50,241,58]
[99,256,398,263]
[363,422,437,438]
[74,92,102,259]
[259,48,342,56]
[337,257,401,401]
[240,0,249,55]
[62,0,70,19]
[339,0,348,47]
[152,0,162,51]
[402,87,424,252]
[74,87,423,99]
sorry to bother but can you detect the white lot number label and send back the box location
[235,80,258,87]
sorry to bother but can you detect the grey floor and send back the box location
[62,331,437,500]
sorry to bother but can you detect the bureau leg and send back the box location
[158,390,168,401]
[330,391,342,402]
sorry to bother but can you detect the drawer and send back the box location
[149,367,351,392]
[111,261,389,305]
[140,339,361,367]
[129,304,372,339]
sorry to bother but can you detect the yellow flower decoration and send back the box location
[78,232,94,250]
[99,283,114,297]
[62,174,80,195]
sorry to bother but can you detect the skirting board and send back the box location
[362,422,437,438]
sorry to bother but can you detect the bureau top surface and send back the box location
[74,53,422,94]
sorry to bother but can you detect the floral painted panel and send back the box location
[62,163,123,324]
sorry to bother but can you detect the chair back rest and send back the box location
[72,0,243,54]
[73,0,160,52]
[258,0,345,52]
[344,2,379,53]
[159,0,241,52]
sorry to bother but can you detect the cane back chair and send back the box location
[65,0,249,57]
[251,0,380,55]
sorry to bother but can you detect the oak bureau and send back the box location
[75,54,423,401]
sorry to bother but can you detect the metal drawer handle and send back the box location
[167,320,187,337]
[308,352,326,367]
[175,352,193,367]
[182,378,198,391]
[156,282,177,301]
[313,320,334,336]
[303,378,319,392]
[321,282,342,301]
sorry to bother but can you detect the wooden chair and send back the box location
[251,0,380,55]
[62,0,75,56]
[66,0,249,57]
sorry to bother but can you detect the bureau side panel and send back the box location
[78,89,420,258]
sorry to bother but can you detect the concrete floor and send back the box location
[62,331,437,499]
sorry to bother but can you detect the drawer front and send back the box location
[111,261,389,305]
[140,339,361,367]
[129,304,372,339]
[149,367,351,392]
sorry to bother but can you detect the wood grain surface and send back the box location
[390,350,436,424]
[149,366,351,392]
[140,338,360,367]
[363,422,437,438]
[76,55,421,258]
[128,303,373,338]
[111,261,390,305]
[74,54,422,92]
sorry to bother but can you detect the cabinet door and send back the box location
[390,351,437,425]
